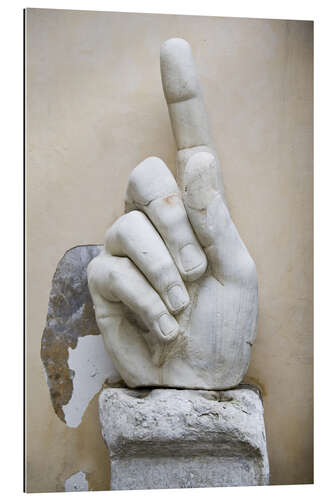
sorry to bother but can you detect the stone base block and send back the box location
[99,386,269,490]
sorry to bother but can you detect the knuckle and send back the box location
[127,157,178,205]
[105,211,147,250]
[118,210,146,234]
[104,225,116,250]
[117,211,147,246]
[87,255,103,286]
[159,197,186,225]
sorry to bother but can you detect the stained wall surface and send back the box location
[26,8,313,492]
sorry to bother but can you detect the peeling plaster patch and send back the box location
[41,245,123,425]
[65,471,89,492]
[41,245,116,423]
[62,334,118,428]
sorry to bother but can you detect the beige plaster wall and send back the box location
[25,8,313,492]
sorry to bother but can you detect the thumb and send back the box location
[182,152,256,285]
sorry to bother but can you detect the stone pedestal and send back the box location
[99,385,269,490]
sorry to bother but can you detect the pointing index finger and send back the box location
[160,38,212,151]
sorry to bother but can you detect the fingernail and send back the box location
[167,284,189,311]
[158,313,178,338]
[180,243,203,272]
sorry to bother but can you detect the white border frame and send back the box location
[1,1,330,498]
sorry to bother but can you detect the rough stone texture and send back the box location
[64,471,89,492]
[41,245,121,424]
[99,386,269,490]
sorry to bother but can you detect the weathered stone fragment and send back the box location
[41,245,120,425]
[99,385,269,490]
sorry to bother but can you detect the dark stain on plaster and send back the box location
[41,245,103,423]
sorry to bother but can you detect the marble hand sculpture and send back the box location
[88,38,258,390]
